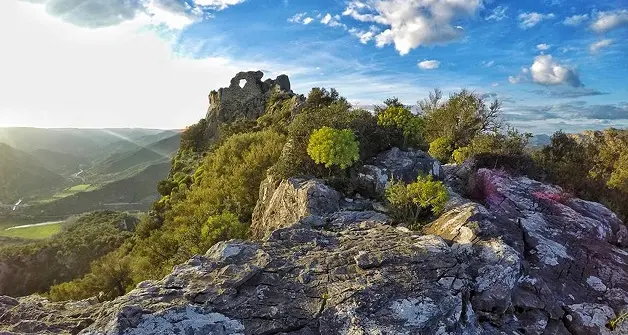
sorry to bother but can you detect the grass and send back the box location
[68,184,92,192]
[0,222,62,239]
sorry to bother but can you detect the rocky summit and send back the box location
[1,151,627,334]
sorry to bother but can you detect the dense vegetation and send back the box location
[6,83,625,303]
[0,211,137,297]
[0,143,64,203]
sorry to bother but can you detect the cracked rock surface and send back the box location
[1,167,627,334]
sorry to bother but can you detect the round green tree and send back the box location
[307,127,359,169]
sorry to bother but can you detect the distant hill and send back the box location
[25,162,170,217]
[96,130,179,159]
[32,149,89,174]
[0,144,65,203]
[529,134,551,147]
[0,128,176,159]
[92,134,180,175]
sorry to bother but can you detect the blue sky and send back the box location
[0,0,627,134]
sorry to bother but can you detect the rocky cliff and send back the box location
[204,71,293,140]
[2,151,627,334]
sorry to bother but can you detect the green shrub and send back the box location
[385,175,449,229]
[428,137,454,163]
[307,127,359,169]
[377,105,425,149]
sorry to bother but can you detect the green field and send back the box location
[0,222,62,239]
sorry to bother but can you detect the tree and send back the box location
[307,127,360,169]
[420,89,503,151]
[385,175,449,229]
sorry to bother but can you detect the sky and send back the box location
[0,0,627,134]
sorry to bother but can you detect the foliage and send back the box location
[128,130,285,281]
[307,127,360,169]
[385,175,449,229]
[376,105,425,149]
[48,248,133,302]
[0,211,135,297]
[272,89,401,179]
[452,128,532,164]
[533,129,628,221]
[180,118,208,152]
[428,137,454,163]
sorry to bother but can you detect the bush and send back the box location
[307,127,360,169]
[376,105,425,149]
[428,137,454,163]
[385,175,449,229]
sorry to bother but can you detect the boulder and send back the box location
[356,147,443,198]
[251,177,341,239]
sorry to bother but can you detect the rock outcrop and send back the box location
[2,167,627,334]
[356,147,443,198]
[204,71,292,140]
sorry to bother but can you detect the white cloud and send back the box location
[0,1,303,128]
[320,13,344,27]
[591,10,628,32]
[482,60,495,67]
[349,26,380,44]
[589,39,613,53]
[342,0,482,55]
[536,43,551,51]
[418,60,440,70]
[194,0,246,10]
[18,0,244,30]
[289,12,314,25]
[486,6,508,21]
[529,55,582,87]
[563,14,588,26]
[518,12,555,29]
[508,76,521,84]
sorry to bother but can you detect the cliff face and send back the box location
[2,157,627,334]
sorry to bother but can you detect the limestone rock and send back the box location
[2,169,627,334]
[251,177,341,239]
[205,71,292,141]
[356,147,443,198]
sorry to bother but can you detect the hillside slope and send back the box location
[25,162,170,216]
[0,144,65,203]
[92,134,180,175]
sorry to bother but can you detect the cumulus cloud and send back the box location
[18,0,244,29]
[289,12,314,25]
[486,6,508,21]
[590,39,613,53]
[342,0,482,55]
[518,12,555,29]
[591,10,628,32]
[563,14,588,26]
[320,13,346,28]
[418,60,440,70]
[536,43,551,51]
[529,55,582,87]
[349,25,380,44]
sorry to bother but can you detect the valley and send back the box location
[0,128,180,236]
